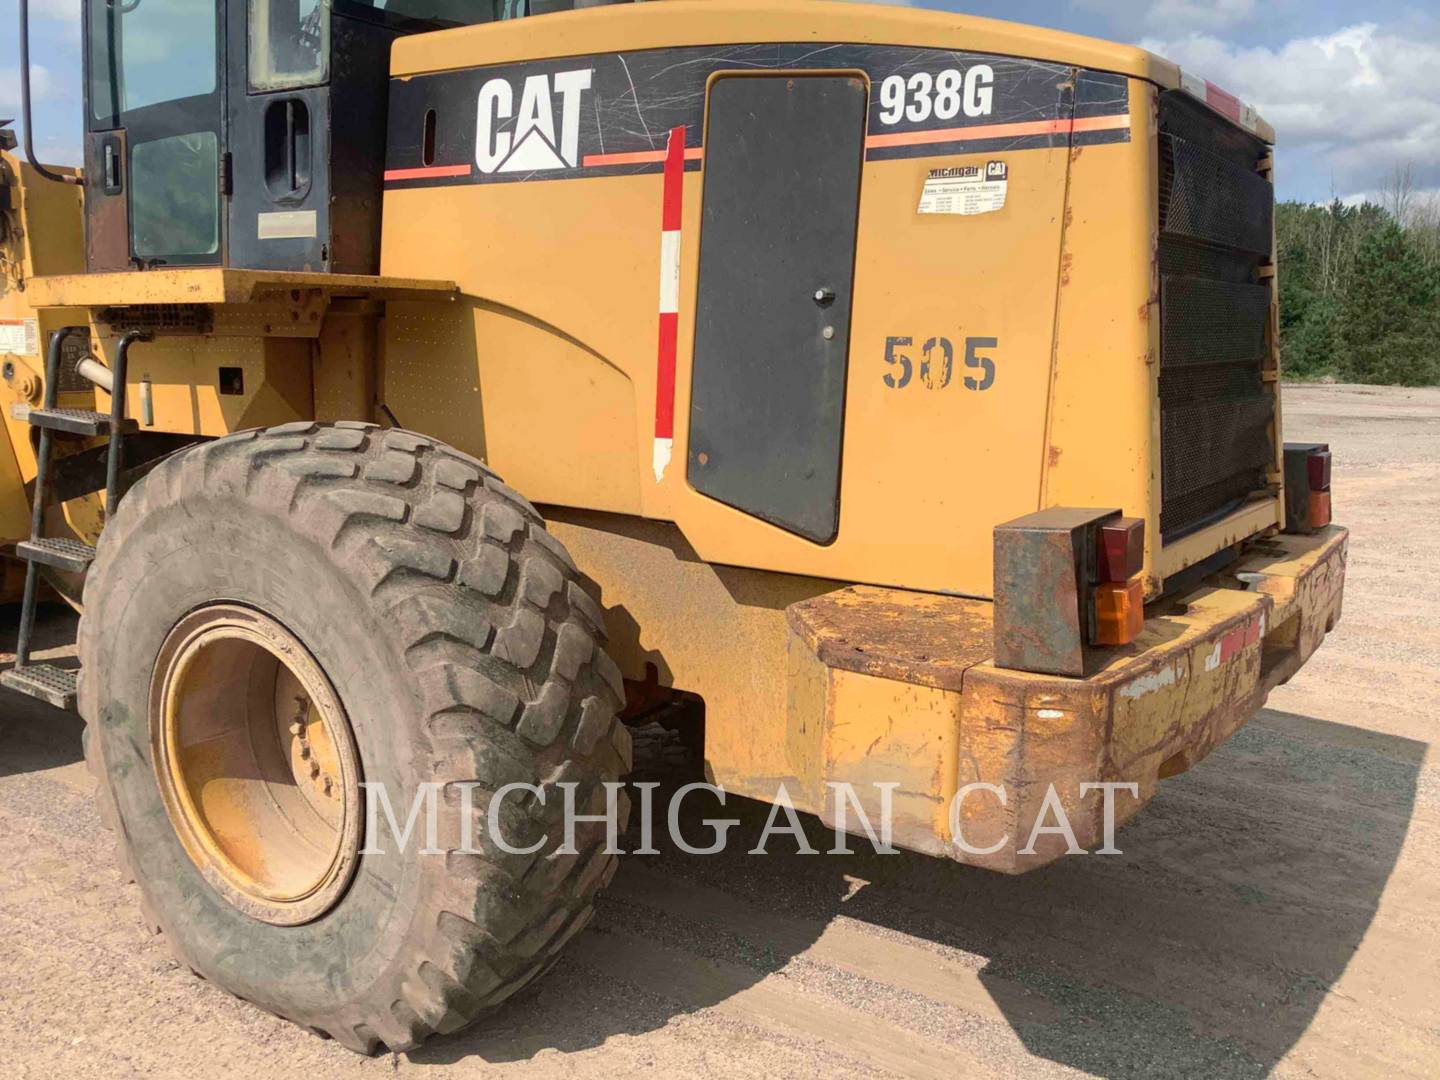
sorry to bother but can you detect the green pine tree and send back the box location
[1337,221,1440,385]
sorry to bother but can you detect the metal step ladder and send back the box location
[2,327,148,709]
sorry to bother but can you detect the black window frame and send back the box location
[83,0,228,267]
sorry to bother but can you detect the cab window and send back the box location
[250,0,331,91]
[88,0,219,123]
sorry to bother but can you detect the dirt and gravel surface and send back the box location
[0,383,1436,1079]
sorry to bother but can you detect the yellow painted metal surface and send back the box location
[545,508,839,790]
[0,150,97,545]
[787,525,1345,870]
[399,1,1163,94]
[151,604,363,925]
[9,4,1283,601]
[313,302,382,424]
[548,503,1343,870]
[378,3,1281,598]
[25,268,456,307]
[1039,89,1163,591]
[0,4,1326,874]
[91,333,315,437]
[1155,495,1283,581]
[385,298,644,514]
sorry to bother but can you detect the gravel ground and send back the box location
[0,383,1436,1078]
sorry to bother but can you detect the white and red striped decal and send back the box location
[1179,69,1260,134]
[652,125,685,483]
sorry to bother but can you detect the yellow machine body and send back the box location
[4,1,1344,870]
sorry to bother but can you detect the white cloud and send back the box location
[1140,23,1440,195]
[37,134,82,167]
[0,65,57,114]
[1077,0,1255,33]
[29,0,80,21]
[22,0,83,44]
[1146,0,1254,32]
[1339,187,1440,209]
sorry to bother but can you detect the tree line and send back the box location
[1277,168,1440,386]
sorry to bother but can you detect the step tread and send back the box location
[17,537,96,572]
[1,663,78,710]
[28,408,138,436]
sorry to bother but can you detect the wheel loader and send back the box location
[0,0,1346,1055]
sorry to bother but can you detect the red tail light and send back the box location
[1284,443,1332,534]
[1096,517,1144,583]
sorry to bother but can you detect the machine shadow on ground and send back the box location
[0,604,84,780]
[416,709,1421,1078]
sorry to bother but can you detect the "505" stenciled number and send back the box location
[883,335,997,392]
[876,66,995,126]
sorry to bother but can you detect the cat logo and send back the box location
[475,68,593,174]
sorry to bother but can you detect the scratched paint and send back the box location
[1118,660,1184,699]
[384,43,1130,188]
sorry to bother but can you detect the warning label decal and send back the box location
[917,160,1009,216]
[0,318,39,357]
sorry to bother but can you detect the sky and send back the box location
[2,0,1437,204]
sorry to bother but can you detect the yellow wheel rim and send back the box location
[149,604,362,926]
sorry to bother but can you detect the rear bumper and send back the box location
[783,525,1348,872]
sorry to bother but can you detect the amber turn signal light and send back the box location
[1094,578,1144,646]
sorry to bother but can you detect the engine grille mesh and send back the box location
[1161,277,1270,368]
[1159,133,1273,255]
[1157,92,1276,541]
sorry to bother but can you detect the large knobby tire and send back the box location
[78,422,632,1053]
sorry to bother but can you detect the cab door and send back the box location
[225,0,330,271]
[84,0,226,271]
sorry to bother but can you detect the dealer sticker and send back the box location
[917,160,1008,216]
[0,317,39,357]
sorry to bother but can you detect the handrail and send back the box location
[18,0,83,185]
[106,330,151,514]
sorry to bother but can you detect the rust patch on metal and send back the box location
[955,525,1347,872]
[786,585,993,693]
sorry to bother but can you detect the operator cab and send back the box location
[79,0,592,275]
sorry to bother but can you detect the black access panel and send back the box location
[688,75,867,544]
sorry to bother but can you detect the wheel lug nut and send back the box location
[309,761,321,779]
[289,721,303,736]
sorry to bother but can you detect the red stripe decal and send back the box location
[389,113,1129,187]
[655,312,680,441]
[584,146,704,168]
[1217,615,1261,665]
[1244,616,1262,647]
[1072,114,1132,135]
[865,113,1127,151]
[868,117,1067,149]
[1204,81,1242,122]
[661,128,685,232]
[383,163,472,182]
[654,127,685,445]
